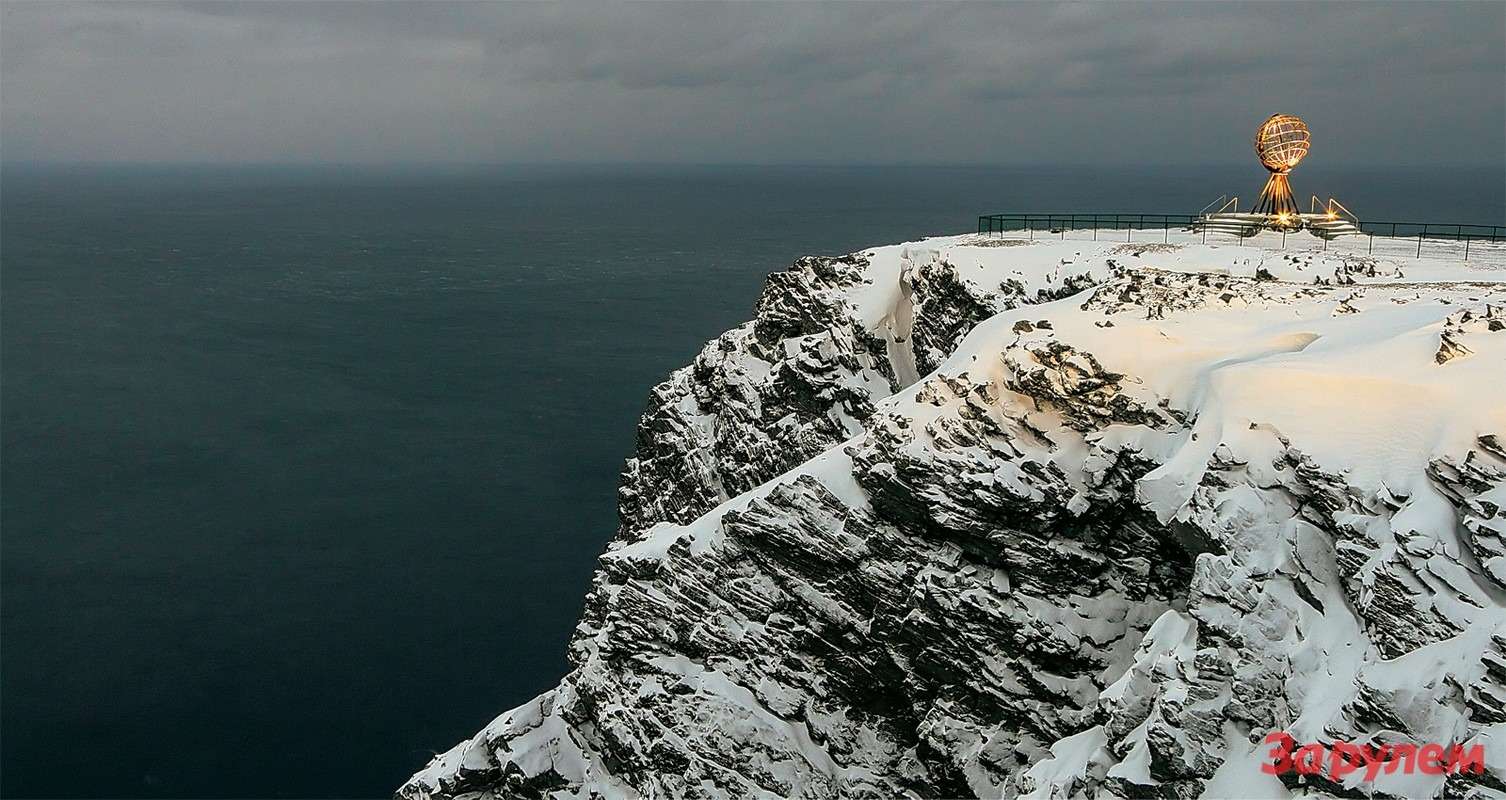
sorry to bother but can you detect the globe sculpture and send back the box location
[1252,113,1310,226]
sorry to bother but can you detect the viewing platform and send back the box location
[976,212,1506,267]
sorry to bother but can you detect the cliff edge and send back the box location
[403,234,1506,799]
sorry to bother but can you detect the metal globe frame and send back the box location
[1252,114,1310,225]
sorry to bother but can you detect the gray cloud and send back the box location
[2,1,1502,166]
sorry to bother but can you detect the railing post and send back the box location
[1464,235,1470,262]
[1368,232,1373,254]
[1417,225,1424,258]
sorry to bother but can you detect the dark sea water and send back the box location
[1,163,1501,798]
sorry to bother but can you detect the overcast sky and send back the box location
[2,1,1503,166]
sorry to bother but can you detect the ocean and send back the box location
[2,162,1501,797]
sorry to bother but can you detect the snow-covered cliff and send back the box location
[403,232,1506,799]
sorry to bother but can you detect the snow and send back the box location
[1020,725,1108,798]
[897,236,1505,530]
[841,233,1501,797]
[405,226,1506,800]
[606,445,872,569]
[1199,726,1292,800]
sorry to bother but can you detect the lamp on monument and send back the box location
[1252,114,1310,228]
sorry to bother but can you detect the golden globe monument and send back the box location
[1252,114,1310,227]
[1206,113,1356,235]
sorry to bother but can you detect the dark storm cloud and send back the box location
[2,1,1502,165]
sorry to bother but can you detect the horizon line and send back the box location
[5,159,1502,171]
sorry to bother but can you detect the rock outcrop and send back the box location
[403,235,1506,799]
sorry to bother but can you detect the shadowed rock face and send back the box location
[402,237,1506,800]
[615,253,894,538]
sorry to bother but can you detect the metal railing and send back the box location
[1352,221,1504,259]
[1196,195,1236,216]
[976,212,1506,260]
[977,213,1200,242]
[1354,221,1504,241]
[1310,196,1358,225]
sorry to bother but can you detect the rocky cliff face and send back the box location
[402,235,1506,799]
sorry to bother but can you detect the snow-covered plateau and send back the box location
[403,230,1506,799]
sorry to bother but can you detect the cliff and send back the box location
[402,233,1506,799]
